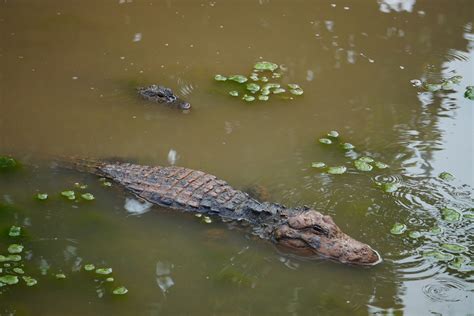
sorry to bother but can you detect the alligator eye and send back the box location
[311,225,329,236]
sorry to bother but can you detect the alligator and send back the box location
[137,85,191,110]
[62,158,382,266]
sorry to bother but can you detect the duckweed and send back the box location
[203,216,212,224]
[246,83,260,93]
[390,223,407,235]
[258,95,269,101]
[113,286,128,295]
[81,193,95,201]
[84,264,95,271]
[7,244,23,254]
[272,88,285,94]
[254,61,278,72]
[448,255,470,271]
[327,166,347,175]
[8,226,21,237]
[358,157,374,163]
[0,255,21,262]
[242,95,255,102]
[342,143,355,150]
[74,182,88,189]
[106,277,115,282]
[95,268,113,275]
[354,160,372,172]
[318,138,332,145]
[0,275,19,285]
[13,268,24,274]
[61,190,76,200]
[408,231,423,239]
[327,130,339,138]
[289,88,304,95]
[374,162,389,169]
[429,226,443,235]
[381,183,399,193]
[229,75,248,83]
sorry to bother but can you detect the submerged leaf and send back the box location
[441,208,462,222]
[113,286,128,295]
[254,61,278,72]
[390,223,406,235]
[327,166,347,175]
[228,75,248,84]
[311,162,326,168]
[318,138,332,145]
[354,160,373,172]
[439,172,455,181]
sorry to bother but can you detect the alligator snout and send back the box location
[137,84,191,110]
[273,210,382,266]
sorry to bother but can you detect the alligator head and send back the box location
[137,85,191,110]
[273,210,382,266]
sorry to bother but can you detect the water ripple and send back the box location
[421,277,470,302]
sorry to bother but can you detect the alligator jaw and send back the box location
[273,210,382,266]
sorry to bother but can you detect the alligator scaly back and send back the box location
[54,157,382,266]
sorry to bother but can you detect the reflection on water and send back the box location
[1,0,473,314]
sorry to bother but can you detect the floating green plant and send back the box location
[438,172,455,181]
[61,190,76,200]
[214,74,227,81]
[327,166,347,175]
[36,193,48,200]
[318,138,332,145]
[408,231,423,239]
[102,181,112,187]
[272,88,285,94]
[465,86,474,100]
[358,157,374,163]
[390,223,406,235]
[242,95,255,102]
[8,226,21,237]
[374,162,389,169]
[7,244,23,254]
[342,143,355,150]
[229,75,248,83]
[429,225,443,235]
[423,250,454,261]
[203,216,212,224]
[95,267,113,275]
[113,286,128,295]
[419,75,463,92]
[311,162,326,168]
[81,193,95,201]
[289,88,304,95]
[380,182,400,193]
[13,267,24,274]
[74,182,88,190]
[106,277,114,282]
[22,276,38,286]
[84,264,95,271]
[0,255,21,262]
[440,243,467,253]
[246,83,260,93]
[229,91,239,97]
[354,160,372,172]
[448,255,470,271]
[0,156,18,171]
[327,130,339,138]
[254,61,278,72]
[0,275,19,285]
[258,95,269,101]
[441,207,462,222]
[55,273,66,279]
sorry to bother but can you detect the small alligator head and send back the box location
[137,85,191,110]
[273,210,382,266]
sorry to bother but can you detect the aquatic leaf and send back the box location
[203,216,212,224]
[258,95,269,101]
[448,75,462,84]
[0,156,18,170]
[228,75,248,83]
[8,244,23,254]
[250,73,259,81]
[13,267,24,274]
[8,226,21,237]
[95,267,113,275]
[342,143,355,150]
[214,74,227,81]
[81,193,95,201]
[288,84,300,89]
[440,243,467,253]
[408,231,423,239]
[319,138,332,145]
[84,264,95,271]
[113,286,128,295]
[254,61,278,72]
[289,89,304,96]
[327,166,347,175]
[374,162,389,169]
[61,190,75,200]
[74,182,88,189]
[390,223,406,235]
[246,83,260,93]
[229,91,239,97]
[448,255,470,271]
[0,255,21,262]
[36,193,48,200]
[381,183,399,193]
[106,277,114,282]
[429,225,443,235]
[242,95,255,102]
[311,162,326,168]
[358,157,374,163]
[438,172,454,181]
[260,89,271,96]
[424,83,442,92]
[423,251,454,261]
[195,213,202,218]
[263,83,281,90]
[441,207,462,222]
[327,130,339,138]
[441,81,454,90]
[260,76,269,82]
[272,88,285,94]
[22,276,38,286]
[354,160,373,172]
[102,181,112,187]
[0,275,19,285]
[55,273,66,279]
[272,72,282,79]
[464,86,474,100]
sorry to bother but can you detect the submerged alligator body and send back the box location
[137,85,191,110]
[66,159,382,266]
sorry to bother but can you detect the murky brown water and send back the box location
[1,0,473,315]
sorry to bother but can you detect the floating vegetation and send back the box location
[465,86,474,100]
[203,216,212,224]
[438,172,455,181]
[423,250,455,262]
[441,207,462,222]
[327,130,339,138]
[95,267,113,275]
[415,75,463,92]
[390,223,407,235]
[55,273,66,279]
[358,157,374,163]
[13,268,24,274]
[0,156,19,171]
[354,160,373,172]
[311,162,326,168]
[7,244,23,254]
[84,264,95,271]
[327,166,347,175]
[448,255,471,271]
[74,182,88,190]
[374,161,389,169]
[113,286,128,295]
[106,277,114,282]
[0,275,19,285]
[36,193,48,200]
[408,231,423,239]
[61,190,76,200]
[342,143,355,150]
[8,226,21,237]
[0,255,21,262]
[440,243,467,254]
[380,182,400,193]
[318,138,332,145]
[429,225,443,235]
[214,61,303,103]
[22,276,38,286]
[81,193,95,201]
